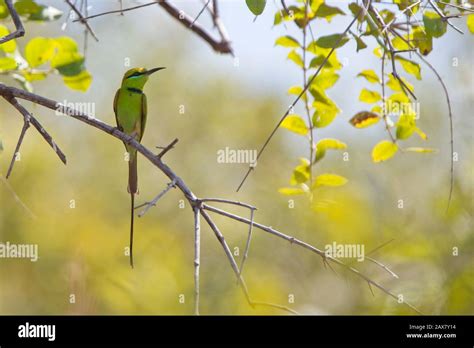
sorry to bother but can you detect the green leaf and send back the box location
[359,88,381,103]
[315,138,347,162]
[14,0,41,15]
[314,3,345,22]
[0,25,17,53]
[307,44,342,70]
[349,111,380,128]
[311,86,340,128]
[423,11,447,38]
[56,58,85,76]
[62,70,92,92]
[468,15,474,34]
[315,33,349,49]
[245,0,266,16]
[353,34,367,52]
[357,69,380,84]
[412,26,433,55]
[0,57,17,71]
[29,5,62,21]
[275,35,300,48]
[287,50,304,68]
[280,114,308,135]
[396,56,421,80]
[372,140,398,163]
[24,37,55,67]
[0,0,8,19]
[313,173,348,188]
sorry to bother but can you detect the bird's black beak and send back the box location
[145,67,166,75]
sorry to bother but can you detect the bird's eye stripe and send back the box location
[128,72,142,78]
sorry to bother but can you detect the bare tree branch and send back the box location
[0,0,25,44]
[2,95,67,176]
[193,203,201,315]
[0,82,421,314]
[75,0,233,55]
[65,0,99,42]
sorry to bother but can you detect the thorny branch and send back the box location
[0,82,422,314]
[0,0,427,315]
[74,0,233,55]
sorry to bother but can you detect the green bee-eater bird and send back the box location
[114,67,165,268]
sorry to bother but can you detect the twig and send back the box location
[65,0,99,42]
[2,96,67,172]
[199,198,256,210]
[190,0,211,28]
[381,51,397,143]
[0,174,36,219]
[202,203,422,314]
[236,3,369,191]
[200,209,298,314]
[136,179,177,217]
[157,138,178,158]
[5,109,30,179]
[412,50,454,212]
[0,0,25,44]
[157,0,233,55]
[77,1,233,55]
[74,1,159,21]
[193,204,201,315]
[238,207,255,277]
[428,0,463,34]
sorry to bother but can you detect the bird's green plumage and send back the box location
[113,67,164,268]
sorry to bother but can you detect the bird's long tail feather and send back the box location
[128,154,138,268]
[130,192,134,268]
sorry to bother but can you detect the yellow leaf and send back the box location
[404,147,437,153]
[275,35,300,48]
[25,37,55,68]
[359,88,381,103]
[0,25,17,53]
[315,138,347,162]
[23,71,47,81]
[313,173,348,188]
[396,114,416,140]
[467,15,474,34]
[357,69,380,84]
[62,70,92,92]
[415,127,427,140]
[287,50,303,68]
[290,158,310,185]
[372,140,398,163]
[0,57,17,71]
[280,115,308,135]
[396,56,421,80]
[349,111,380,128]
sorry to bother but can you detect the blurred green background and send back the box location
[0,1,472,315]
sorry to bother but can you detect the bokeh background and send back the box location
[0,0,472,315]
